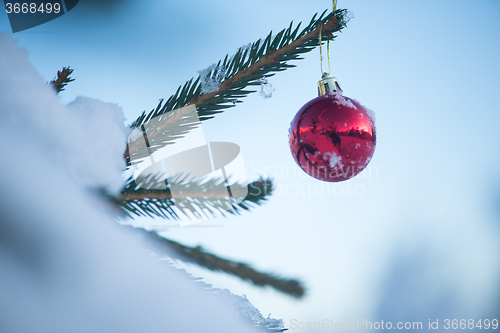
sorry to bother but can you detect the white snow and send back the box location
[239,43,252,52]
[350,96,376,122]
[258,76,275,99]
[322,151,342,168]
[329,91,357,109]
[329,153,342,168]
[363,105,376,122]
[198,63,227,94]
[0,38,128,194]
[128,126,144,143]
[329,90,377,123]
[0,35,260,333]
[214,289,285,331]
[228,43,253,63]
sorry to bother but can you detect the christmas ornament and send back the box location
[289,75,376,182]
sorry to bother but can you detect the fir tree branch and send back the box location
[50,66,74,93]
[124,9,352,161]
[118,175,273,219]
[153,234,305,298]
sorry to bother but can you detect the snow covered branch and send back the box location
[156,235,305,298]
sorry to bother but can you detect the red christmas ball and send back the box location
[289,92,376,182]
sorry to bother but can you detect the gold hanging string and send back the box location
[320,1,337,77]
[327,39,331,76]
[319,24,324,76]
[329,0,337,75]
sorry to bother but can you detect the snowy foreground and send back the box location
[1,31,500,333]
[0,35,272,333]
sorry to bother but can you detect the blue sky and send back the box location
[2,0,500,330]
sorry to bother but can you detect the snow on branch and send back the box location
[126,8,351,157]
[155,234,305,298]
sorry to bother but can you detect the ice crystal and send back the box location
[330,91,357,109]
[363,105,376,122]
[258,76,275,99]
[198,63,227,94]
[321,151,343,168]
[214,289,285,331]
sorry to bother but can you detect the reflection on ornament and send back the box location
[289,76,376,182]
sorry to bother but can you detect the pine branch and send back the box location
[125,105,202,165]
[124,9,352,161]
[153,234,305,298]
[118,175,273,220]
[50,66,74,93]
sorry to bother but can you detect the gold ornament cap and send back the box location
[318,73,342,96]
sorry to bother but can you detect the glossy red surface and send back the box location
[289,93,376,182]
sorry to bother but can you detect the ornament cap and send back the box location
[318,74,342,96]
